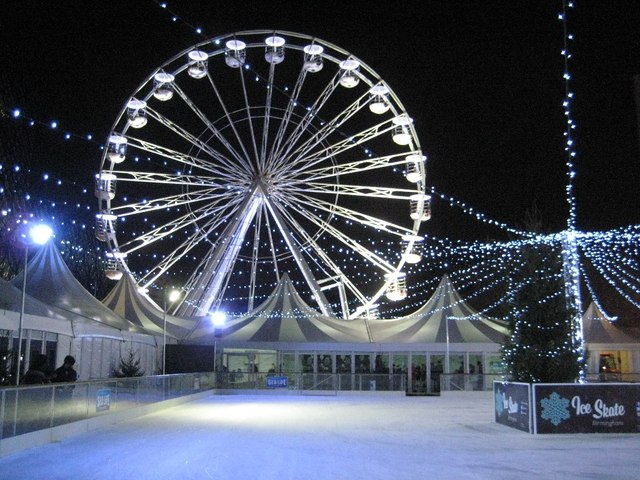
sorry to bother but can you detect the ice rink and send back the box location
[1,391,639,479]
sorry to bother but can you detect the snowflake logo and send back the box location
[540,392,571,426]
[495,390,505,414]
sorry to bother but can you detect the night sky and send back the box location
[2,1,640,318]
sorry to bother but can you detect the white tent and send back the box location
[12,242,150,335]
[1,278,75,337]
[188,274,371,344]
[6,241,158,379]
[368,275,509,344]
[582,302,640,374]
[102,273,197,340]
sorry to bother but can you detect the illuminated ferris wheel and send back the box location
[95,30,430,319]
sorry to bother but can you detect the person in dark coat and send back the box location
[50,355,78,423]
[18,354,51,434]
[50,355,78,383]
[21,354,51,385]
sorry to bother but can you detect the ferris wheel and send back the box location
[95,30,430,320]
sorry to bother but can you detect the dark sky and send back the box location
[3,1,639,235]
[2,1,640,320]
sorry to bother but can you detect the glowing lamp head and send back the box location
[211,311,226,328]
[167,290,181,303]
[29,224,53,245]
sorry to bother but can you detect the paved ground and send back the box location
[1,391,639,479]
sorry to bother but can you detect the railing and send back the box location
[585,372,640,383]
[437,374,506,392]
[1,371,510,441]
[0,372,214,441]
[215,372,407,393]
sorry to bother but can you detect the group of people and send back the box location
[21,354,78,385]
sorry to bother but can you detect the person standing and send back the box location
[18,354,51,434]
[50,355,78,423]
[50,355,78,383]
[21,354,51,385]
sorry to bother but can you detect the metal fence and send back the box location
[585,372,640,383]
[436,373,506,392]
[215,372,407,393]
[215,372,507,394]
[0,373,215,441]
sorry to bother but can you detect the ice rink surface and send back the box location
[1,391,639,479]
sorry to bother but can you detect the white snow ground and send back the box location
[1,391,638,480]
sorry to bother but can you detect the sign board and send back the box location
[533,383,640,434]
[266,375,288,388]
[494,382,531,432]
[96,388,111,412]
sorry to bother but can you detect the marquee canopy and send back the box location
[10,241,154,342]
[188,274,371,343]
[582,302,640,345]
[188,273,509,345]
[368,275,509,344]
[102,273,197,339]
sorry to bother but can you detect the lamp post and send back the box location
[162,289,180,375]
[16,224,53,385]
[445,316,451,376]
[210,311,226,373]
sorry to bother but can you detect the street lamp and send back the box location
[16,223,53,385]
[210,311,226,373]
[162,289,180,375]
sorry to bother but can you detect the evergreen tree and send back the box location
[115,350,145,377]
[501,212,584,383]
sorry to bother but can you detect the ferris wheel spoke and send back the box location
[136,198,247,290]
[177,184,265,317]
[286,182,419,200]
[171,82,250,169]
[259,62,280,172]
[272,202,370,308]
[110,189,241,227]
[110,170,237,189]
[114,203,215,254]
[124,135,246,182]
[145,107,253,177]
[285,193,414,237]
[108,189,224,217]
[116,191,246,255]
[235,64,261,167]
[296,152,410,182]
[201,74,257,173]
[278,91,370,174]
[280,199,398,275]
[138,231,209,287]
[268,71,341,172]
[282,118,396,177]
[246,206,263,313]
[265,64,320,172]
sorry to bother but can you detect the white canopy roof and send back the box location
[10,241,154,342]
[582,302,640,345]
[368,275,509,344]
[188,274,371,343]
[102,273,197,339]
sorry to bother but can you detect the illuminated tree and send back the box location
[502,211,583,383]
